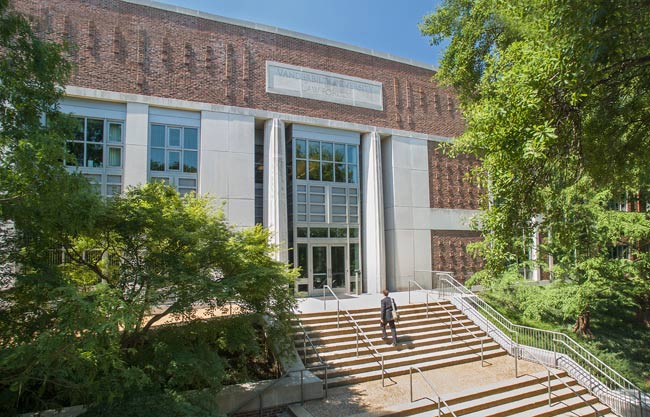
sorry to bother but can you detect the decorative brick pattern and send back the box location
[428,142,482,210]
[431,230,484,284]
[17,0,465,139]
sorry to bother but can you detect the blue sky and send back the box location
[157,0,446,66]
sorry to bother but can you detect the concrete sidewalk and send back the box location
[295,290,437,314]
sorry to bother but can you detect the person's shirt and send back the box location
[381,296,394,322]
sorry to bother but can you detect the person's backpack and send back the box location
[391,298,399,322]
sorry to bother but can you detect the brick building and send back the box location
[16,0,483,294]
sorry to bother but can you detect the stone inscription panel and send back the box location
[266,61,383,110]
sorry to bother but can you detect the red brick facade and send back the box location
[16,0,465,139]
[431,230,484,284]
[15,0,486,282]
[428,142,481,210]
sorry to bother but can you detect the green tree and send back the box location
[0,2,297,413]
[421,0,650,332]
[2,182,297,414]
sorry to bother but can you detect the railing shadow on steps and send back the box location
[415,269,650,417]
[409,366,458,417]
[318,285,392,387]
[409,280,489,366]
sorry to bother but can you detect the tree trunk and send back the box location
[573,310,594,338]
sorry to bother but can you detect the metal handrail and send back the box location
[435,275,599,415]
[436,271,639,389]
[435,298,490,365]
[296,320,329,399]
[408,280,431,317]
[514,336,602,415]
[553,338,627,393]
[343,309,389,387]
[409,366,458,417]
[297,321,327,364]
[322,285,340,328]
[422,270,647,417]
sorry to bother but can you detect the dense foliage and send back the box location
[0,2,296,414]
[421,0,650,332]
[480,274,650,390]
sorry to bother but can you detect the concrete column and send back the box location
[263,118,288,263]
[361,131,386,294]
[123,102,149,188]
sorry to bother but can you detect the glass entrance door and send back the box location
[330,245,346,289]
[312,246,328,291]
[310,245,348,293]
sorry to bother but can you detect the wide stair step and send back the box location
[300,331,488,362]
[297,302,507,388]
[318,348,507,387]
[296,300,615,417]
[352,371,613,417]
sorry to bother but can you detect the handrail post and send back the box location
[356,328,359,357]
[438,396,441,415]
[409,367,413,402]
[325,366,328,398]
[300,369,304,405]
[449,315,453,342]
[481,338,484,366]
[546,369,551,407]
[303,333,307,362]
[515,332,519,377]
[337,299,340,328]
[426,292,429,318]
[408,281,411,304]
[381,355,385,387]
[323,286,326,310]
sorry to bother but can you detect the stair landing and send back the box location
[302,354,545,417]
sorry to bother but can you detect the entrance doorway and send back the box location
[311,244,347,293]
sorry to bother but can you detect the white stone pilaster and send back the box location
[123,102,149,188]
[263,119,288,263]
[361,131,386,294]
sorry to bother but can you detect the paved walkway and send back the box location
[302,355,545,417]
[296,290,435,314]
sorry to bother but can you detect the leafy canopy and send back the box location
[421,0,650,324]
[0,2,297,414]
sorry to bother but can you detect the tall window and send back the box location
[294,139,358,184]
[66,116,123,196]
[67,117,123,169]
[149,124,199,196]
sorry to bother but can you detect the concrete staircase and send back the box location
[295,301,617,416]
[352,370,616,416]
[295,301,506,387]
